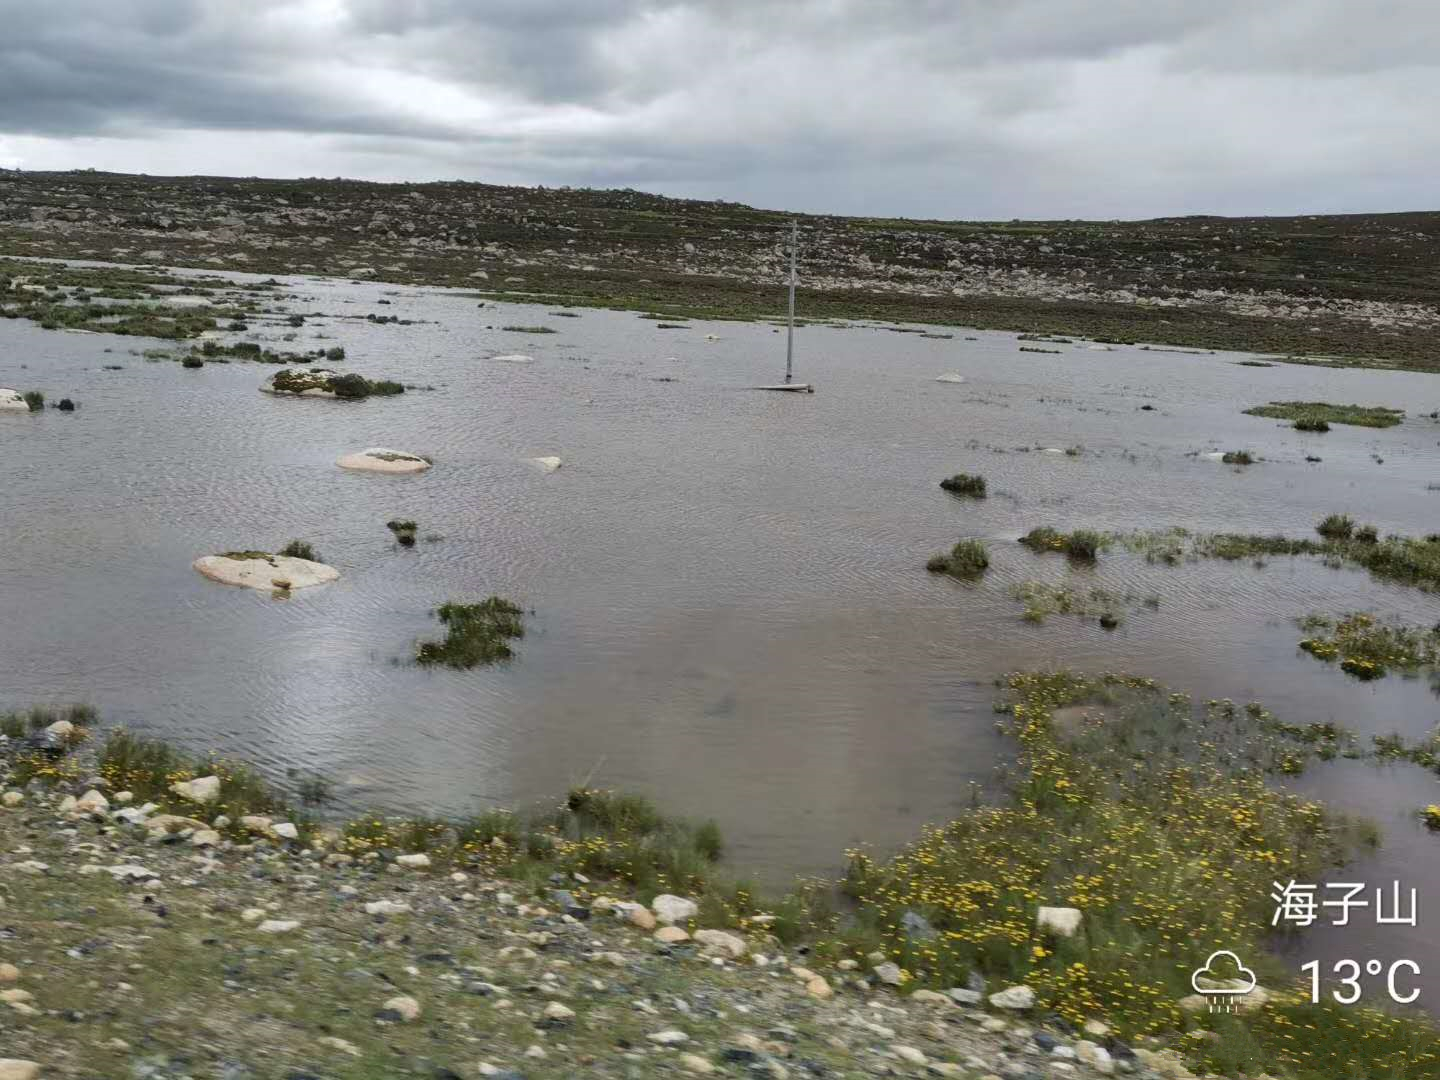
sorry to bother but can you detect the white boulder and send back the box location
[0,390,29,412]
[530,456,562,473]
[651,894,699,925]
[989,985,1036,1010]
[336,448,432,474]
[1036,906,1083,937]
[934,372,966,384]
[193,553,339,592]
[170,775,221,804]
[492,353,535,364]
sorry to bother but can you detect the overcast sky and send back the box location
[2,0,1438,220]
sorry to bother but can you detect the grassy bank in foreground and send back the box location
[7,674,1440,1078]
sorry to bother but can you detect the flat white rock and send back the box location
[934,372,966,384]
[337,447,432,474]
[0,390,28,412]
[530,456,562,473]
[194,553,339,591]
[492,353,535,364]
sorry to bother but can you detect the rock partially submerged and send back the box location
[336,447,432,474]
[0,389,28,412]
[492,353,535,364]
[193,552,340,591]
[530,456,562,473]
[934,372,966,384]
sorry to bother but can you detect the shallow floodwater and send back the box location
[4,269,1440,1005]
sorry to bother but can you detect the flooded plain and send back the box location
[3,268,1440,1001]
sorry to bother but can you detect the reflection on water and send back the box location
[3,268,1440,1004]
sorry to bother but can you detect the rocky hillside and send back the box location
[2,170,1439,370]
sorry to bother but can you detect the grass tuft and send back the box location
[939,473,987,497]
[926,538,990,578]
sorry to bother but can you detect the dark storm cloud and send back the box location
[1,0,1438,217]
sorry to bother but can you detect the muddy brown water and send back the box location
[3,267,1440,1008]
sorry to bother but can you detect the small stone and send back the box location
[693,929,747,958]
[396,853,431,869]
[0,964,18,983]
[872,961,903,985]
[74,789,110,814]
[318,1036,361,1057]
[651,894,699,925]
[240,908,266,922]
[1082,1020,1110,1037]
[907,989,950,1006]
[988,985,1035,1010]
[891,1045,927,1065]
[541,1001,575,1024]
[805,976,832,999]
[618,902,656,930]
[57,795,77,813]
[382,994,421,1022]
[257,920,300,934]
[678,1052,714,1074]
[271,822,299,840]
[1,792,23,808]
[190,830,221,847]
[654,926,690,945]
[364,900,412,916]
[647,1029,689,1045]
[114,791,134,804]
[948,987,982,1006]
[1076,1041,1115,1075]
[524,1044,547,1059]
[0,1061,41,1080]
[0,989,33,1004]
[239,815,273,834]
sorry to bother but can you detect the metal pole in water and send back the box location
[785,220,797,383]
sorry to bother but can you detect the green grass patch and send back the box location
[415,597,525,668]
[925,538,990,578]
[1221,450,1255,465]
[1244,402,1404,428]
[939,473,987,497]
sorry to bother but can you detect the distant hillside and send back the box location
[3,169,1439,369]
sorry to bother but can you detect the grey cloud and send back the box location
[1,0,1438,218]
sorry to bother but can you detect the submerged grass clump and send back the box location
[837,671,1437,1076]
[1221,450,1255,465]
[501,325,557,334]
[1317,513,1354,540]
[1244,401,1404,428]
[1294,417,1331,432]
[416,597,525,668]
[386,519,419,547]
[1298,612,1440,681]
[939,473,987,498]
[1019,526,1107,561]
[925,538,989,578]
[22,390,44,412]
[1012,581,1158,625]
